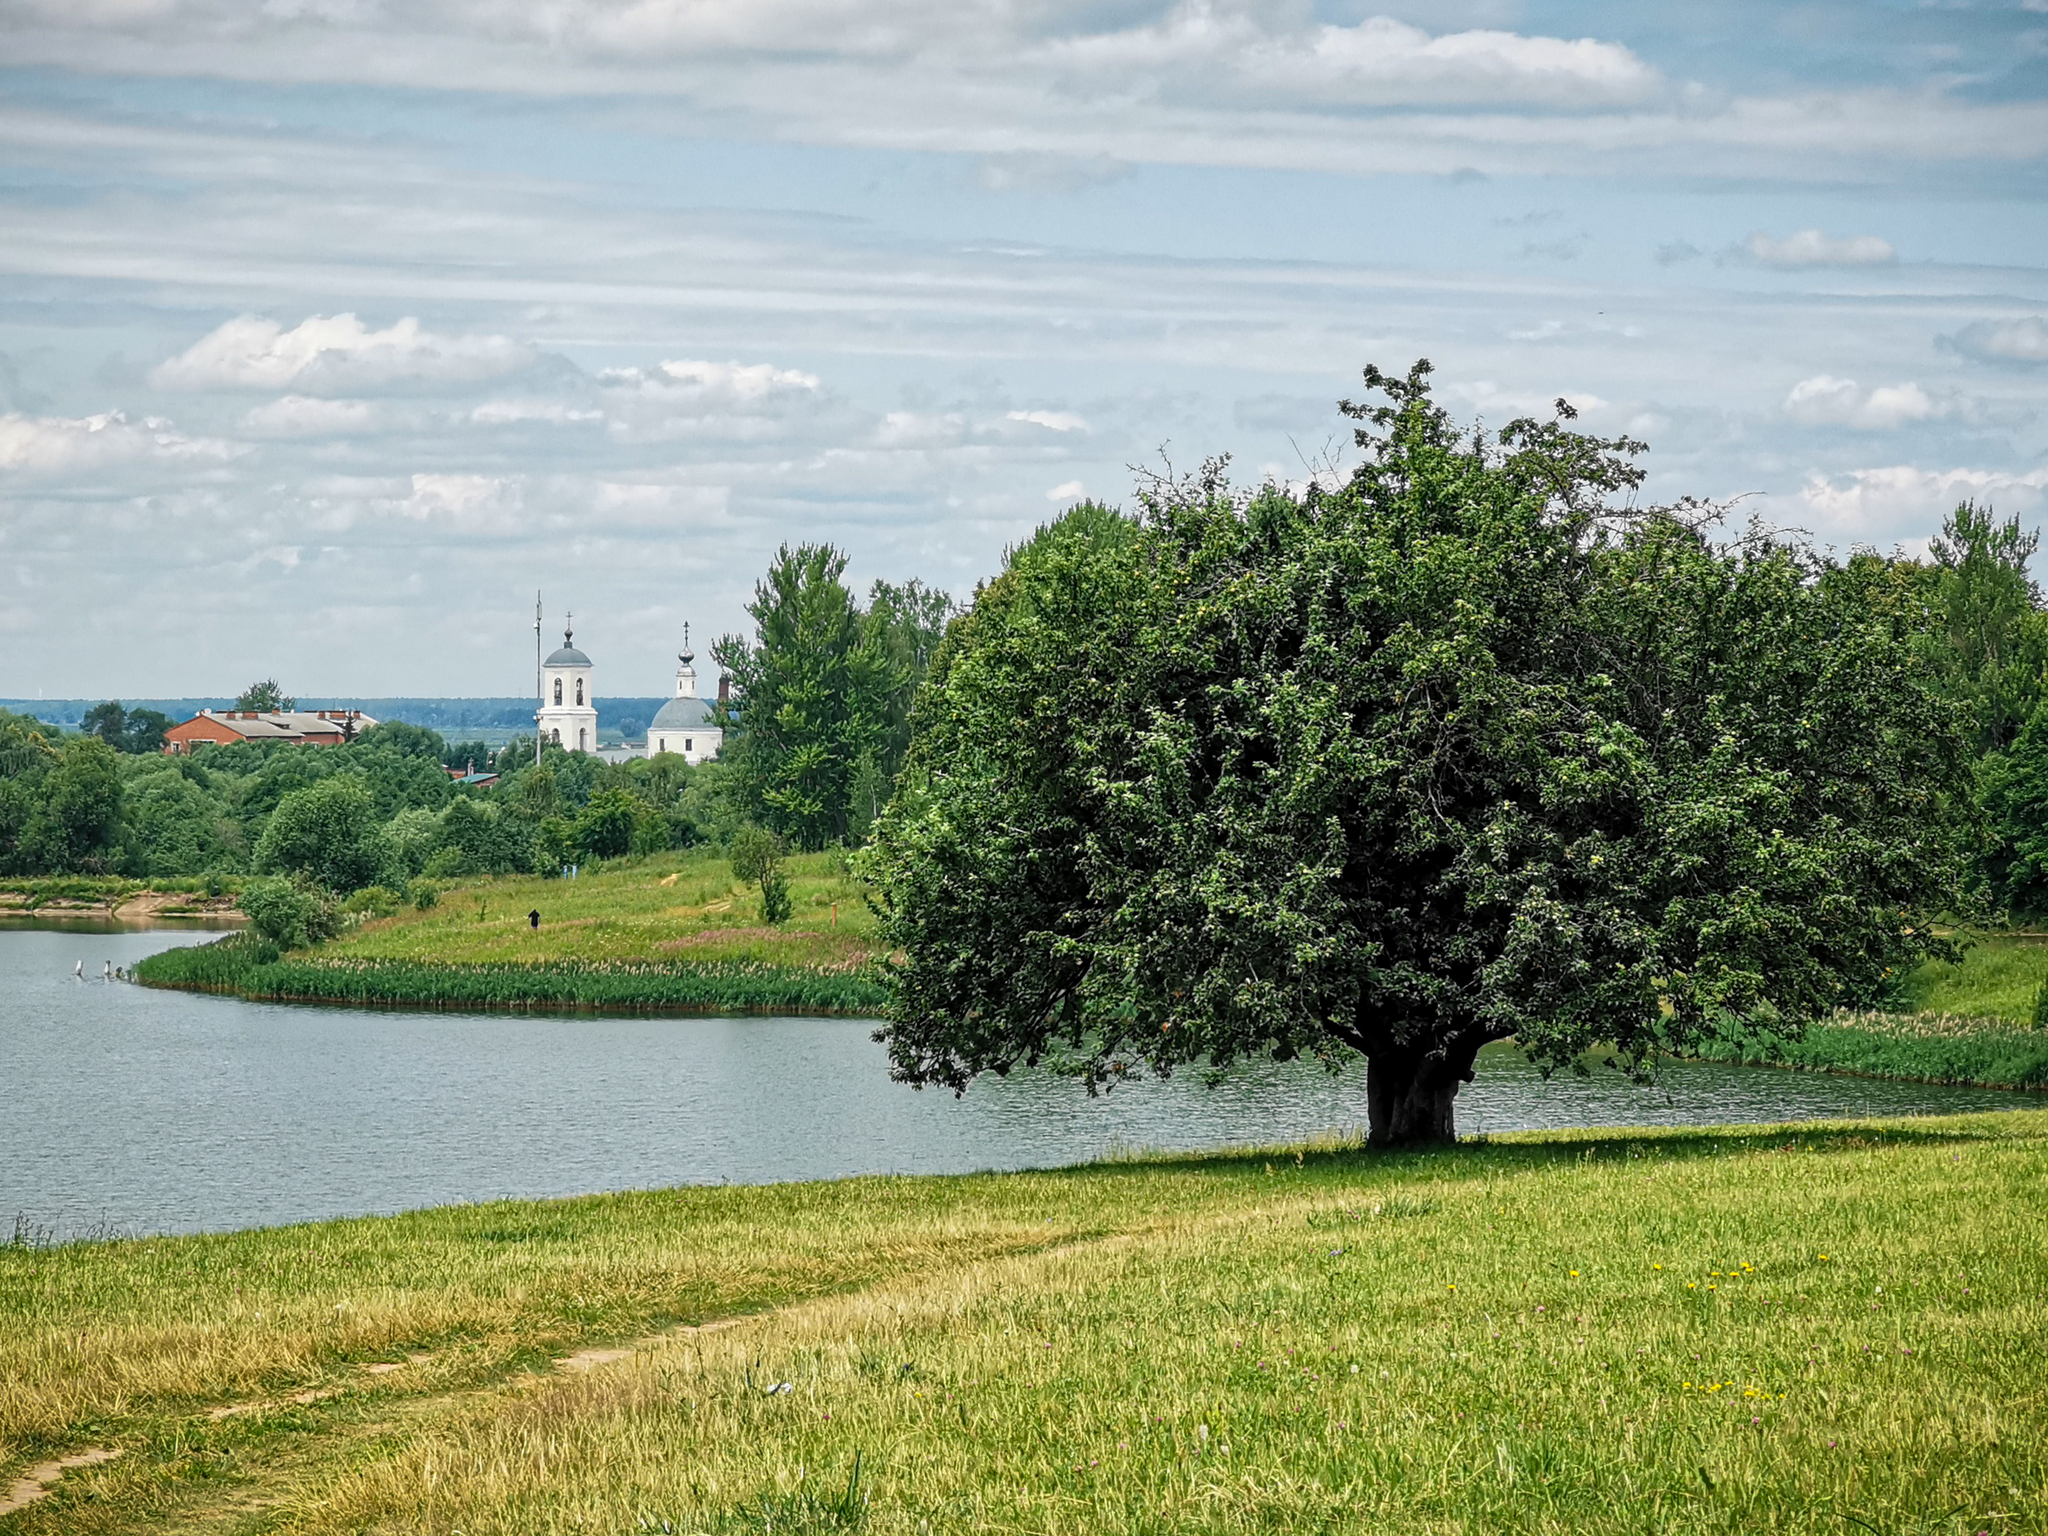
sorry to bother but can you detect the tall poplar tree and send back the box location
[714,544,898,850]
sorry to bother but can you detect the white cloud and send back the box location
[1783,375,1946,430]
[1046,479,1086,501]
[593,358,823,444]
[1797,464,2048,533]
[154,313,535,393]
[1744,229,1896,268]
[398,472,523,525]
[0,409,236,476]
[1949,317,2048,366]
[875,410,971,450]
[1052,11,1660,110]
[1007,409,1090,433]
[240,394,378,436]
[470,398,603,426]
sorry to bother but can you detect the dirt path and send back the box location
[0,1449,121,1518]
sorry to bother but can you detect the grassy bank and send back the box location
[135,849,887,1014]
[1897,931,2048,1023]
[0,875,246,914]
[1680,934,2048,1091]
[1696,1011,2048,1091]
[3,1110,2044,1534]
[134,938,886,1014]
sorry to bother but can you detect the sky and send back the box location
[2,1,2046,699]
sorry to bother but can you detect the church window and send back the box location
[685,738,693,752]
[578,728,587,751]
[550,728,560,744]
[553,678,562,705]
[576,678,584,706]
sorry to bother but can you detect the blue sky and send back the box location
[2,0,2046,697]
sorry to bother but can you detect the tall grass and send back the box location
[2,1112,2043,1534]
[1897,932,2048,1022]
[135,937,886,1014]
[1695,1010,2048,1090]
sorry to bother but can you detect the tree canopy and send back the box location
[714,545,955,850]
[867,362,1976,1145]
[235,679,295,712]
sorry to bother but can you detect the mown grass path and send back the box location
[5,1113,2044,1534]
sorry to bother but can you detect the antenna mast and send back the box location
[534,590,543,768]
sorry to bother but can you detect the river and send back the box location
[0,922,2029,1239]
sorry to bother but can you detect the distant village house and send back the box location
[162,708,377,755]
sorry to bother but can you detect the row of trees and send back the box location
[0,706,741,884]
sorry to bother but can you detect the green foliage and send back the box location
[716,545,953,850]
[252,776,393,893]
[443,738,492,772]
[238,875,343,950]
[760,866,793,925]
[82,700,172,755]
[433,797,532,875]
[234,679,295,712]
[1926,499,2047,753]
[408,878,439,910]
[136,942,886,1013]
[729,824,785,885]
[536,815,578,873]
[343,884,404,918]
[1976,703,2048,916]
[870,363,1977,1146]
[28,735,123,872]
[1693,1010,2048,1089]
[574,787,640,860]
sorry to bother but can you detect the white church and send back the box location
[536,615,723,764]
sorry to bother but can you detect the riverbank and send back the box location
[133,936,886,1014]
[1679,932,2048,1092]
[134,849,885,1014]
[3,1108,2042,1533]
[0,876,244,923]
[1693,1009,2048,1091]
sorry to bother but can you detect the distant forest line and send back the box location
[1,699,677,740]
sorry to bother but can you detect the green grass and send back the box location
[1695,1011,2048,1091]
[134,849,886,1014]
[1679,934,2048,1091]
[332,847,879,969]
[1897,932,2048,1024]
[135,942,886,1014]
[3,1111,2044,1534]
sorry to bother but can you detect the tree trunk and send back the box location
[1365,1034,1485,1148]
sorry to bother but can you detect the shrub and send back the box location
[760,867,793,925]
[239,876,342,950]
[253,776,393,893]
[730,825,785,885]
[576,788,640,861]
[343,884,403,919]
[408,878,439,910]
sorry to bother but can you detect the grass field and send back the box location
[4,1110,2044,1534]
[330,849,879,971]
[134,850,887,1014]
[1898,933,2048,1024]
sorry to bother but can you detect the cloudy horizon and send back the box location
[3,0,2045,698]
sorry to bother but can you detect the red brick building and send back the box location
[162,709,377,755]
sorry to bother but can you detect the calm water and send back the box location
[1,925,2031,1239]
